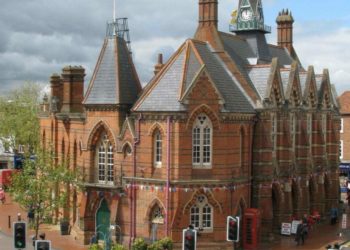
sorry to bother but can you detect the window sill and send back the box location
[154,163,162,168]
[192,165,212,169]
[195,228,213,234]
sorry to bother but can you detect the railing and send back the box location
[229,22,271,33]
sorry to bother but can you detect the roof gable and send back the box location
[265,58,285,106]
[285,62,302,107]
[303,66,318,108]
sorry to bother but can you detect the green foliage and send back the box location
[111,244,127,250]
[89,244,103,250]
[147,238,173,250]
[0,82,41,153]
[132,238,148,250]
[8,147,81,237]
[132,238,173,250]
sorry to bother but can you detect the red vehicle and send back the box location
[0,169,16,189]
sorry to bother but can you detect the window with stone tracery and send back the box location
[96,134,114,184]
[192,114,212,167]
[322,114,327,143]
[190,195,213,230]
[307,113,312,151]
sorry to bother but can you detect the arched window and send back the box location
[307,113,312,152]
[190,195,213,230]
[290,113,296,152]
[123,144,132,158]
[271,114,277,158]
[192,114,212,167]
[154,130,162,167]
[322,114,327,143]
[96,134,114,184]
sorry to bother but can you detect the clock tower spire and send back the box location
[230,0,271,33]
[230,0,272,63]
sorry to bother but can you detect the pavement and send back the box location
[0,191,350,250]
[0,194,88,250]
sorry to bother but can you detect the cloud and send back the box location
[293,25,350,95]
[0,0,347,97]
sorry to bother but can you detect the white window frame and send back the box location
[340,140,344,160]
[192,114,212,168]
[96,134,114,185]
[340,118,344,133]
[154,131,162,167]
[190,195,213,232]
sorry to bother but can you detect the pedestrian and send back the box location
[39,232,45,240]
[330,206,338,225]
[0,187,5,204]
[27,206,35,228]
[90,233,97,245]
[295,223,305,245]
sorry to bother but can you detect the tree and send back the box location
[9,147,81,238]
[0,82,41,153]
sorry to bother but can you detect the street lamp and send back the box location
[96,224,112,250]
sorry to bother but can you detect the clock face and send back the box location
[241,9,253,21]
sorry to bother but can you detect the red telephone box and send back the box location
[243,208,261,250]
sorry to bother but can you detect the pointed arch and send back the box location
[182,189,223,214]
[186,104,220,130]
[144,198,166,223]
[121,141,133,158]
[87,120,116,150]
[148,122,165,136]
[319,70,333,109]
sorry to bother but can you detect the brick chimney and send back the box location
[198,0,218,28]
[50,73,63,112]
[276,9,294,53]
[154,54,164,75]
[194,0,223,51]
[61,66,85,113]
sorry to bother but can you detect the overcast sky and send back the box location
[0,0,349,96]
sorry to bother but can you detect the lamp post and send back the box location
[96,224,112,250]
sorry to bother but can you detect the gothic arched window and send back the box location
[190,195,213,230]
[192,114,212,167]
[153,130,162,167]
[96,134,114,184]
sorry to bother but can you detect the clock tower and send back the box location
[230,0,271,33]
[230,0,272,63]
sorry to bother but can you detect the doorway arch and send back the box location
[96,199,111,242]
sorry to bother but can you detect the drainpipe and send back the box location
[249,117,257,208]
[165,116,172,236]
[129,114,142,248]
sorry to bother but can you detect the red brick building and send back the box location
[39,0,341,248]
[339,92,350,173]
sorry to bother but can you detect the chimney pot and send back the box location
[154,53,164,75]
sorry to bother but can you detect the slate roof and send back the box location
[83,36,141,105]
[247,66,271,99]
[133,40,255,113]
[299,73,307,92]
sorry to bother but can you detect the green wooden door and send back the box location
[96,199,111,241]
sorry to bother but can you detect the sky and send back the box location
[0,0,349,96]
